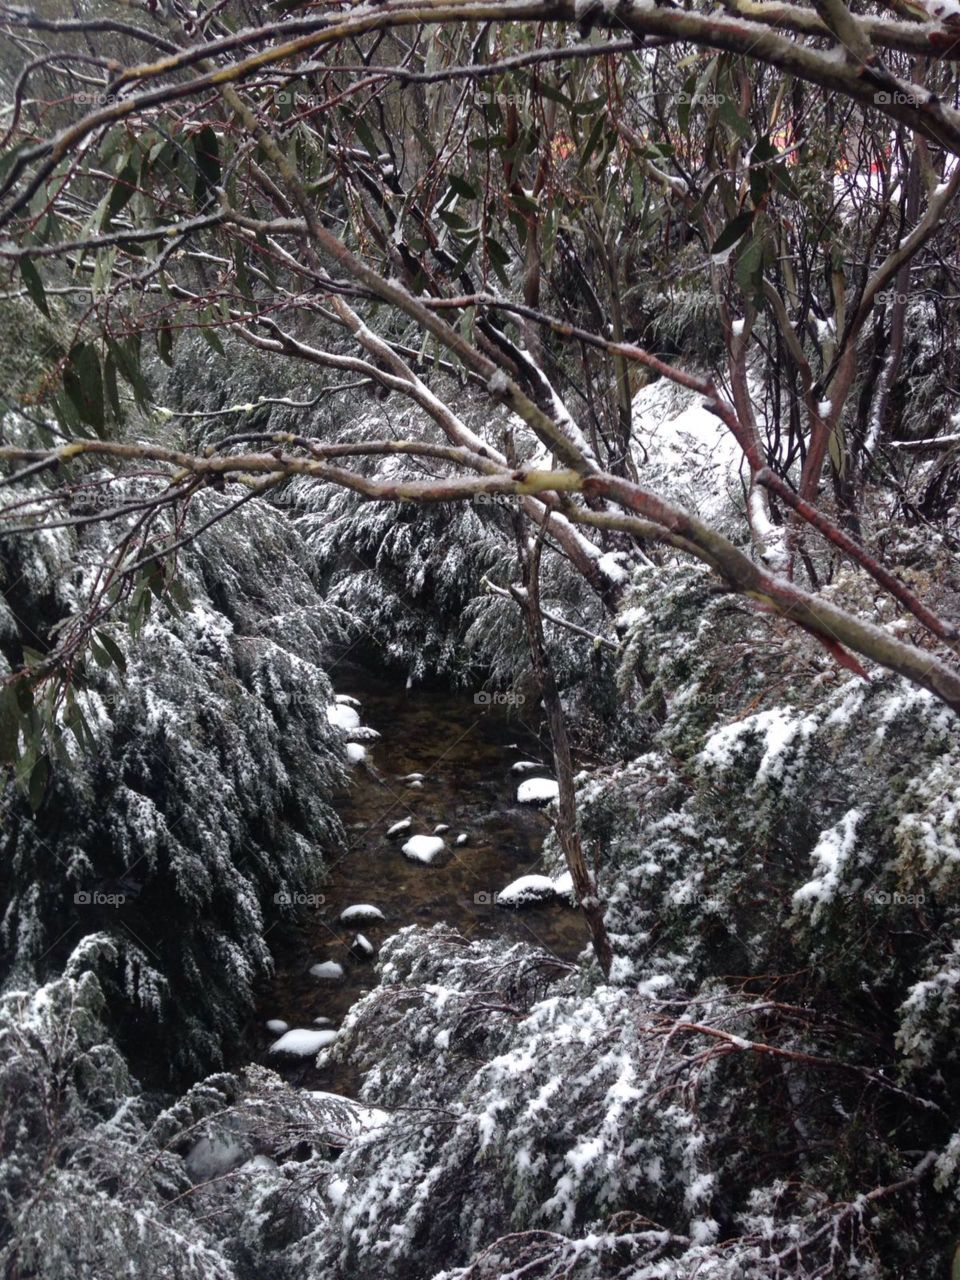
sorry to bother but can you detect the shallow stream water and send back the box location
[250,671,589,1091]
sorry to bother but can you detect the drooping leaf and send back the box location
[103,154,139,228]
[94,630,127,675]
[712,210,754,255]
[192,125,221,208]
[63,344,105,435]
[19,257,49,317]
[735,233,765,301]
[106,336,151,409]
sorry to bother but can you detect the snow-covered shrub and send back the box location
[257,925,941,1279]
[0,466,348,1078]
[0,938,243,1278]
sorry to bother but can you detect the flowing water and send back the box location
[251,670,589,1091]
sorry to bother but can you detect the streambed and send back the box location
[251,671,589,1090]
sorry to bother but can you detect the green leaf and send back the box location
[166,578,192,615]
[448,174,477,200]
[94,630,127,675]
[712,211,754,256]
[103,154,139,228]
[63,344,105,435]
[749,161,770,206]
[103,351,121,419]
[677,73,695,135]
[536,81,572,109]
[735,233,765,301]
[28,754,49,813]
[352,115,380,161]
[157,325,174,366]
[578,114,607,171]
[89,637,112,668]
[199,307,226,356]
[717,95,752,140]
[485,235,511,286]
[437,207,471,232]
[106,337,151,410]
[571,94,606,117]
[192,125,221,209]
[19,257,49,317]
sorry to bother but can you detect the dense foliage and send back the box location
[3,0,960,1276]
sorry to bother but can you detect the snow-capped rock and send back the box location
[346,742,367,764]
[265,1018,289,1035]
[434,823,450,834]
[339,903,385,924]
[402,834,445,864]
[517,777,560,805]
[353,933,375,958]
[310,960,345,981]
[496,874,559,907]
[387,817,412,837]
[327,702,361,732]
[269,1027,339,1056]
[510,760,543,773]
[455,833,469,846]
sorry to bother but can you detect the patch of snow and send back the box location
[792,808,863,919]
[402,834,445,864]
[310,961,344,981]
[185,1131,248,1182]
[434,823,450,834]
[346,742,367,764]
[353,933,375,957]
[553,870,575,899]
[335,694,361,707]
[510,760,543,773]
[496,874,558,906]
[327,702,361,731]
[517,777,560,805]
[269,1027,339,1056]
[339,903,384,923]
[597,551,630,585]
[387,817,412,837]
[455,833,469,846]
[265,1018,289,1035]
[308,1091,388,1136]
[731,318,745,337]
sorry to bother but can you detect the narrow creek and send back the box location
[250,670,589,1092]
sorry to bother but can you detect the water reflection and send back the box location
[252,672,589,1090]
